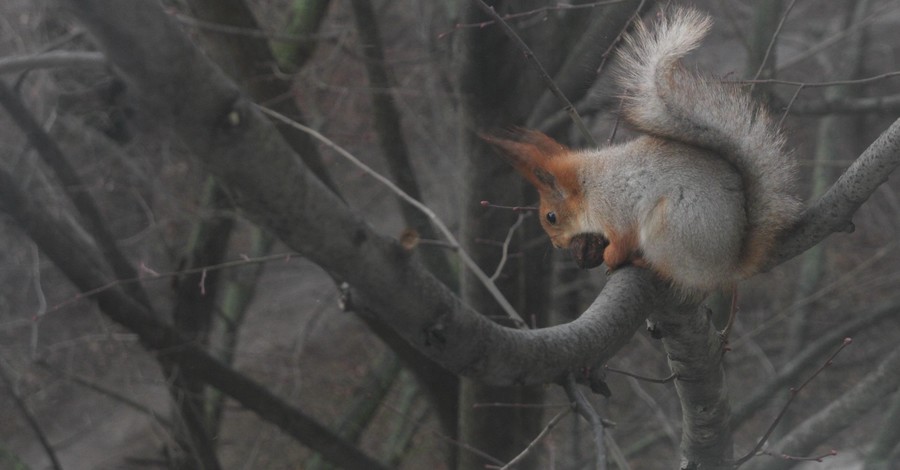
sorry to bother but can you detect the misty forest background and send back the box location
[1,0,900,469]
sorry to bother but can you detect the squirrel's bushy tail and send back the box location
[615,8,802,274]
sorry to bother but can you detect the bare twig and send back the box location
[170,11,333,44]
[490,213,526,281]
[595,0,646,79]
[604,365,676,384]
[29,242,47,359]
[471,0,597,146]
[0,360,64,470]
[759,449,838,463]
[786,93,900,115]
[736,70,900,89]
[489,407,572,470]
[443,1,628,36]
[0,82,152,309]
[564,374,608,470]
[777,85,805,128]
[732,298,900,427]
[734,337,852,467]
[36,361,172,429]
[750,0,798,84]
[39,252,301,318]
[777,1,896,71]
[258,104,526,327]
[0,51,105,74]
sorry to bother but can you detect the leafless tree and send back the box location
[1,1,899,469]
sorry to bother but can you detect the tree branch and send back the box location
[785,93,900,115]
[0,51,105,74]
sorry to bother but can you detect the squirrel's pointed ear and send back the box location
[479,129,568,192]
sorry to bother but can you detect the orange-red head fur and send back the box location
[480,129,588,250]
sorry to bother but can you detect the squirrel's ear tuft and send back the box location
[479,128,568,191]
[480,128,567,158]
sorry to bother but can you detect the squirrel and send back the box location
[483,8,802,292]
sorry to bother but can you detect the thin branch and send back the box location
[0,163,390,470]
[472,0,597,146]
[39,252,301,318]
[0,82,153,309]
[734,338,852,467]
[732,298,900,427]
[736,70,900,89]
[777,1,896,71]
[170,11,334,44]
[594,0,646,80]
[0,360,64,470]
[750,0,798,83]
[442,0,628,36]
[565,374,608,470]
[36,361,172,429]
[785,93,900,115]
[758,449,837,463]
[490,213,526,281]
[348,0,456,288]
[490,407,572,470]
[742,341,900,470]
[257,104,526,327]
[0,51,105,74]
[604,365,676,384]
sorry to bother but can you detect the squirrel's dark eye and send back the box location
[546,212,557,224]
